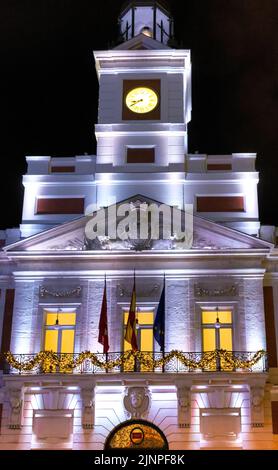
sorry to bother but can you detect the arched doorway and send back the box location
[104,419,169,450]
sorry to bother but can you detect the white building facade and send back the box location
[0,0,278,450]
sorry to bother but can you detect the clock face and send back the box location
[125,87,158,114]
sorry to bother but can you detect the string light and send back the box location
[4,349,266,374]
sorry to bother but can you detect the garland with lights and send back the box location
[4,349,266,373]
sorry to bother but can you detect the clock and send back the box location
[122,79,161,120]
[125,87,158,114]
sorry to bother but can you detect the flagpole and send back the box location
[105,273,109,373]
[162,273,165,373]
[134,269,138,372]
[134,303,138,373]
[98,272,110,372]
[124,269,138,369]
[105,351,108,373]
[153,272,166,373]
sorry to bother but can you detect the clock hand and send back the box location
[130,99,143,107]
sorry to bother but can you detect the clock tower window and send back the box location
[126,147,155,164]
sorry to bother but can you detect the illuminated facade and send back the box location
[1,0,278,450]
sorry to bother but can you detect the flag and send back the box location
[154,277,165,351]
[98,277,109,354]
[124,275,138,351]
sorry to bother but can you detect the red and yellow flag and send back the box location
[125,277,138,352]
[98,278,109,354]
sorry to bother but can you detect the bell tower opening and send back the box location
[118,0,174,45]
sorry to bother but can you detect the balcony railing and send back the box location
[1,350,268,375]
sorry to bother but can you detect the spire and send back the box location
[118,1,174,46]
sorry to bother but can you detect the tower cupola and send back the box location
[118,1,174,45]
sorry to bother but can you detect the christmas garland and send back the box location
[4,349,266,374]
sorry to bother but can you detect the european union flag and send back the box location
[154,279,165,352]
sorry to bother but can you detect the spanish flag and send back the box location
[125,274,138,352]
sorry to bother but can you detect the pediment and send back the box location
[114,34,171,51]
[4,195,272,253]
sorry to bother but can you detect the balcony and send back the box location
[1,350,268,375]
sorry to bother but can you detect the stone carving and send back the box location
[194,284,238,297]
[39,286,82,298]
[86,236,174,251]
[177,387,191,428]
[84,197,194,251]
[250,387,264,427]
[117,283,159,298]
[48,237,84,251]
[123,387,150,419]
[81,388,95,429]
[192,234,227,250]
[8,388,23,429]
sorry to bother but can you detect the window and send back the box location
[36,198,84,215]
[207,163,232,171]
[123,311,154,371]
[197,196,245,213]
[50,166,75,173]
[126,148,155,164]
[44,310,76,354]
[202,309,233,371]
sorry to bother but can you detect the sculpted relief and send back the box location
[123,387,150,419]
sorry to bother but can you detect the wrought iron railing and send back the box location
[0,350,268,375]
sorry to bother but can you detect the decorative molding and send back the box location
[250,386,265,428]
[47,237,84,251]
[117,283,159,298]
[8,387,23,429]
[123,387,150,419]
[176,387,191,428]
[81,387,95,429]
[39,286,82,298]
[194,284,238,297]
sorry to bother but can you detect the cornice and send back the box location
[3,248,270,262]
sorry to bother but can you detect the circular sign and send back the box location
[130,427,144,445]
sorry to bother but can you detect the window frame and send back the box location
[126,146,156,164]
[201,307,234,352]
[43,308,77,354]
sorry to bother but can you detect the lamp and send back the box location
[141,26,153,37]
[215,307,221,329]
[54,308,62,329]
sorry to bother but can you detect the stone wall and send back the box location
[0,383,277,450]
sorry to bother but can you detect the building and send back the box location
[0,0,278,450]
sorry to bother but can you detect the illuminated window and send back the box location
[202,309,233,371]
[123,311,154,371]
[44,310,76,354]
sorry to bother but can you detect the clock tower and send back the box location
[94,0,192,209]
[19,0,261,238]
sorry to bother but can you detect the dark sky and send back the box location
[1,0,278,230]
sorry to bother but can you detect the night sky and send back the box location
[1,0,278,230]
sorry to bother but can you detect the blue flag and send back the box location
[154,280,165,351]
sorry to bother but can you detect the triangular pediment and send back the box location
[4,195,272,253]
[114,33,171,51]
